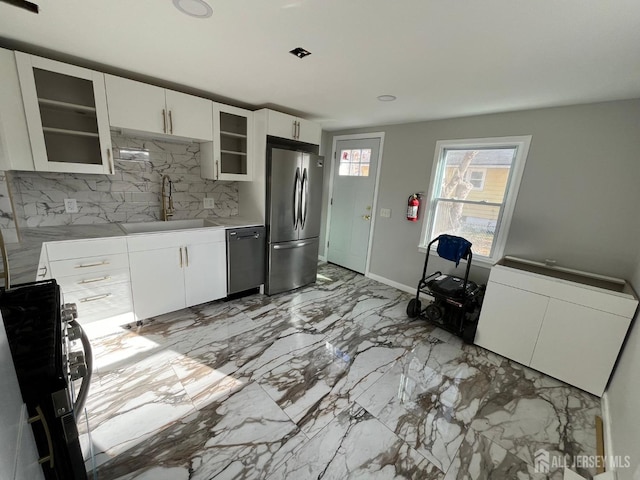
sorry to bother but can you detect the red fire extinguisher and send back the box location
[407,194,420,222]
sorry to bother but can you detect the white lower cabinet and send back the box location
[475,258,638,396]
[529,299,631,397]
[127,229,226,321]
[128,247,186,320]
[473,282,549,367]
[45,237,133,324]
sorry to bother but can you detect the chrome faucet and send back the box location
[161,175,174,221]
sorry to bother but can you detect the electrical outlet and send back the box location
[64,198,78,214]
[380,208,391,218]
[203,198,215,209]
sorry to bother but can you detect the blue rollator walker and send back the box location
[406,234,485,343]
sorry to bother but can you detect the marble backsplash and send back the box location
[2,135,238,237]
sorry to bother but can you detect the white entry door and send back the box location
[327,137,381,274]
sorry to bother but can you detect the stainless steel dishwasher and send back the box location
[226,226,266,295]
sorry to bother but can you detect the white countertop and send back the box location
[5,217,264,284]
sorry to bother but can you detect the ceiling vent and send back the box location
[0,0,39,13]
[290,47,312,59]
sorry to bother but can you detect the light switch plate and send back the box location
[203,198,215,209]
[380,208,391,218]
[64,198,78,213]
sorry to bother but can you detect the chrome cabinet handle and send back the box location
[179,247,183,268]
[80,293,111,303]
[292,120,297,139]
[169,110,173,134]
[296,121,300,139]
[75,260,109,269]
[216,160,219,180]
[162,109,167,133]
[29,406,55,468]
[79,275,111,284]
[185,246,189,267]
[38,265,48,278]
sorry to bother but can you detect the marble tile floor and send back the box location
[79,263,601,480]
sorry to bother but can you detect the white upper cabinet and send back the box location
[201,103,254,181]
[266,109,321,145]
[0,48,34,172]
[105,74,213,142]
[15,52,114,175]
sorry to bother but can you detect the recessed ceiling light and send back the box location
[377,95,397,102]
[173,0,213,18]
[290,47,312,59]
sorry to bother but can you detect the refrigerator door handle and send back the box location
[273,240,314,250]
[301,168,309,229]
[293,167,301,230]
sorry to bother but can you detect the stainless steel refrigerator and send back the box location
[266,146,324,295]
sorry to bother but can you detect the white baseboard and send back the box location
[601,392,616,475]
[318,255,327,262]
[366,272,415,295]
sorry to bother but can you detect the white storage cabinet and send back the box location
[45,237,133,324]
[266,109,321,145]
[201,103,254,181]
[15,52,114,175]
[475,257,638,396]
[105,74,213,142]
[127,229,226,320]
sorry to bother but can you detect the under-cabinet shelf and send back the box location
[38,98,97,114]
[220,131,247,139]
[220,149,247,156]
[42,127,100,138]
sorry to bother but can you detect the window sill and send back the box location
[417,245,495,269]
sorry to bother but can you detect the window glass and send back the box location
[339,149,371,177]
[422,137,531,261]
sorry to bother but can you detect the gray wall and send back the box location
[321,99,640,288]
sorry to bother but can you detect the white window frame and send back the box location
[419,135,532,266]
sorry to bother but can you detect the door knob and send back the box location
[362,215,371,220]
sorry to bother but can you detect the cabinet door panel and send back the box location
[165,90,213,141]
[266,110,296,140]
[16,53,112,174]
[475,282,549,366]
[105,74,166,135]
[184,241,226,307]
[530,299,631,396]
[129,247,185,320]
[296,117,321,145]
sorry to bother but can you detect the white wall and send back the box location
[321,99,640,289]
[605,256,640,479]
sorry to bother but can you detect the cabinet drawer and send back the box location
[489,265,637,318]
[55,268,130,295]
[62,282,133,325]
[126,229,225,252]
[46,237,127,261]
[50,253,129,278]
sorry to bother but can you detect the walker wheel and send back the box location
[406,298,422,318]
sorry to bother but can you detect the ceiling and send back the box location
[1,0,639,131]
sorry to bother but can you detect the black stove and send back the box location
[1,279,90,480]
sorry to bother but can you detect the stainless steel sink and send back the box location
[118,219,220,234]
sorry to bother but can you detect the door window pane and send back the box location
[338,149,372,177]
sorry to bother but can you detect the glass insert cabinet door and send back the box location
[15,52,114,175]
[211,103,253,181]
